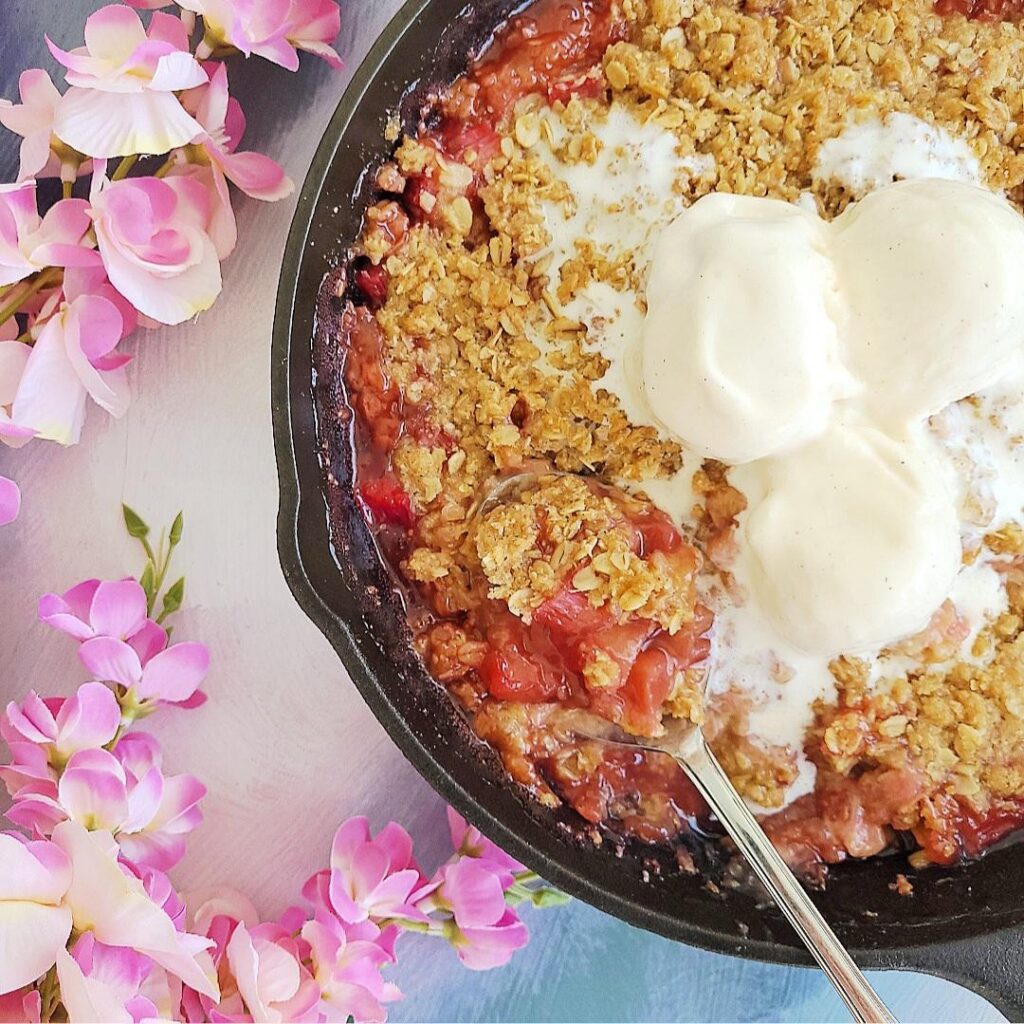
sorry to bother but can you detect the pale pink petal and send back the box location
[56,946,134,1024]
[135,643,209,703]
[193,163,236,260]
[0,902,74,994]
[0,987,41,1024]
[149,52,207,92]
[53,821,218,998]
[123,0,174,8]
[10,314,88,445]
[215,148,293,201]
[78,636,143,688]
[286,0,343,69]
[5,692,58,745]
[146,10,192,51]
[63,296,130,418]
[0,340,30,405]
[84,5,148,65]
[54,682,121,753]
[442,859,506,929]
[55,88,203,158]
[0,833,71,902]
[59,749,128,832]
[101,222,221,325]
[127,620,168,666]
[121,765,164,833]
[88,579,148,640]
[375,822,414,872]
[0,476,19,527]
[456,910,529,970]
[38,578,101,640]
[331,817,372,865]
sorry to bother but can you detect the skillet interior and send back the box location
[272,0,1024,1013]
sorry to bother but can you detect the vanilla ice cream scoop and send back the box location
[834,178,1024,423]
[641,193,850,465]
[640,178,1024,657]
[736,417,962,654]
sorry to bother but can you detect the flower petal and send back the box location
[135,643,209,703]
[88,579,147,640]
[55,88,203,159]
[56,945,133,1024]
[0,476,19,527]
[0,833,71,903]
[54,682,121,754]
[78,636,143,688]
[0,902,73,994]
[215,148,293,202]
[52,821,218,998]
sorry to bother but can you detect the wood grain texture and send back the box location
[0,2,1006,1020]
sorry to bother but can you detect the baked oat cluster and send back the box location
[338,0,1024,876]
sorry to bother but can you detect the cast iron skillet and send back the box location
[272,0,1024,1015]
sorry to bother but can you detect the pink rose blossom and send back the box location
[0,475,19,527]
[90,171,222,326]
[49,6,207,158]
[0,182,98,287]
[40,577,148,642]
[0,986,41,1023]
[56,934,177,1023]
[79,630,210,709]
[302,912,399,1023]
[182,63,293,202]
[7,292,130,445]
[432,858,529,970]
[283,0,343,70]
[0,70,71,182]
[0,832,73,994]
[307,817,430,926]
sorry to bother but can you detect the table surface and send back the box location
[0,3,1010,1021]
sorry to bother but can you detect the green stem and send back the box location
[111,154,138,181]
[0,268,61,330]
[154,156,177,179]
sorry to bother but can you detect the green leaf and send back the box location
[139,562,156,611]
[169,511,184,547]
[161,576,186,619]
[122,504,150,539]
[531,887,571,909]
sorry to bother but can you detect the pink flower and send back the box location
[0,832,73,994]
[302,912,399,1023]
[182,64,293,202]
[3,683,121,772]
[90,172,222,326]
[447,808,524,877]
[184,890,320,1023]
[56,934,178,1023]
[51,820,218,998]
[0,70,71,182]
[0,476,19,527]
[40,577,148,642]
[0,986,41,1023]
[308,817,429,926]
[0,182,98,287]
[8,735,204,872]
[432,859,529,970]
[184,0,299,70]
[283,0,343,70]
[113,733,206,871]
[79,630,210,709]
[48,6,207,158]
[7,292,130,445]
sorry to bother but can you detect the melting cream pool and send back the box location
[532,103,1024,806]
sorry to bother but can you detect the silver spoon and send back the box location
[476,472,896,1024]
[560,711,896,1024]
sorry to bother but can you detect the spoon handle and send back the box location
[680,736,897,1024]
